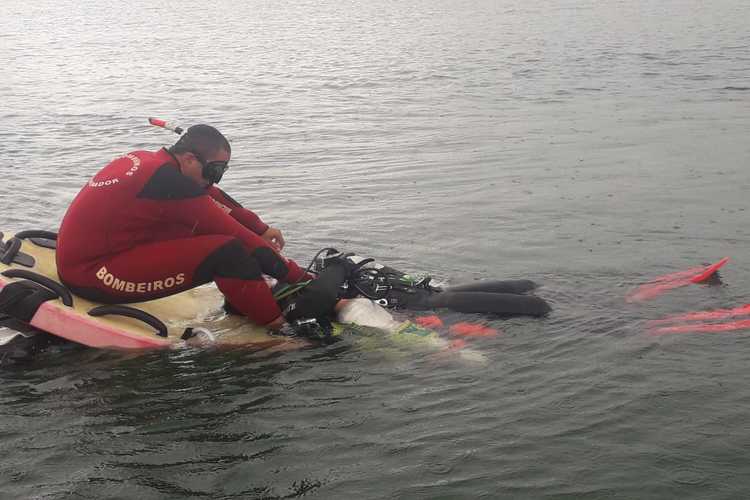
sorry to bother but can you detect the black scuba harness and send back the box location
[271,248,439,342]
[346,266,438,307]
[316,248,439,306]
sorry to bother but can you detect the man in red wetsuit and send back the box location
[57,124,309,330]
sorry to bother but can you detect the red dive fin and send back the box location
[650,318,750,336]
[648,298,750,336]
[626,257,730,303]
[648,303,750,326]
[689,257,730,283]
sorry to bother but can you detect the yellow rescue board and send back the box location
[0,232,300,350]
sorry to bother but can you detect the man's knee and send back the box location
[252,246,290,280]
[195,238,263,282]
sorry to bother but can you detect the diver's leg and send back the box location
[444,279,538,294]
[426,291,551,317]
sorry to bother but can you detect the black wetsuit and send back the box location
[384,278,551,317]
[278,258,551,327]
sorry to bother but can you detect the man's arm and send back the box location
[208,186,285,249]
[207,186,268,234]
[164,193,307,283]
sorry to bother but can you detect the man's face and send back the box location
[181,148,230,188]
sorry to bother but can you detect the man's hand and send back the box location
[261,226,285,251]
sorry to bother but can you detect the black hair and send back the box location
[168,124,231,158]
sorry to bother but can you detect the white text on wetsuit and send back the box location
[96,266,186,293]
[88,154,141,188]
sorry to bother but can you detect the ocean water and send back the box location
[2,0,750,498]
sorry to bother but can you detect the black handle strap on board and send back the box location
[0,281,59,323]
[14,230,58,249]
[1,269,73,307]
[14,230,58,241]
[0,237,36,267]
[0,238,22,265]
[88,305,169,338]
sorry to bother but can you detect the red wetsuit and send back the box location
[57,148,308,325]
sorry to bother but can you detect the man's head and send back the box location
[168,124,231,187]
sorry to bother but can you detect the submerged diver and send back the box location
[266,250,551,339]
[57,124,310,330]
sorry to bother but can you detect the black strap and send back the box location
[0,238,36,267]
[13,230,58,250]
[2,269,73,306]
[14,230,58,241]
[88,305,168,338]
[0,238,21,265]
[0,281,59,322]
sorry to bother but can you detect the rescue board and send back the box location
[0,230,487,362]
[0,230,296,350]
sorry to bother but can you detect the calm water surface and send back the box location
[2,0,750,498]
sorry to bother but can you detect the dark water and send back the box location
[3,0,750,498]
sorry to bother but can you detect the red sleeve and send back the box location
[164,195,307,283]
[207,186,269,235]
